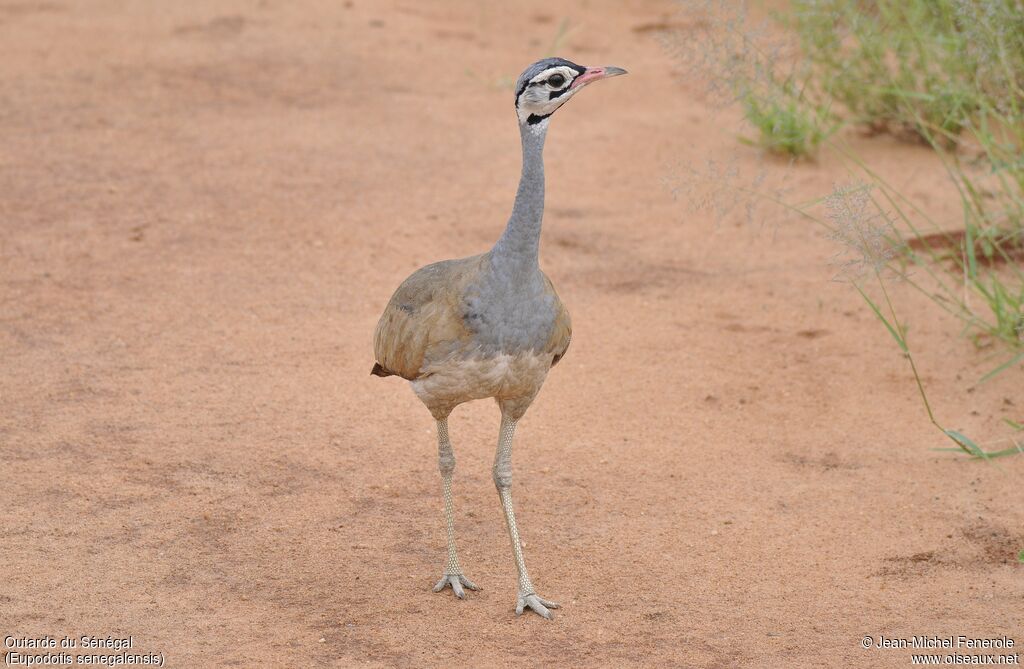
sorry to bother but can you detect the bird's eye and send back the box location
[547,74,566,88]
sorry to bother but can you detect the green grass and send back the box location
[739,83,830,157]
[788,0,1024,146]
[686,0,1024,456]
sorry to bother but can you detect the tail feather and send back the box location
[370,362,394,377]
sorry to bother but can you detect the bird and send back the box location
[371,57,626,619]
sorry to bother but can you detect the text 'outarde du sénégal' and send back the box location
[5,635,135,651]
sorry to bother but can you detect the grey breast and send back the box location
[461,253,558,357]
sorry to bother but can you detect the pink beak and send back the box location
[569,65,628,89]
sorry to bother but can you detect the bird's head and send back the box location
[514,57,627,128]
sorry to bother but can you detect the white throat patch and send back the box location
[525,117,549,135]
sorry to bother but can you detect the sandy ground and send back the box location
[2,1,1022,667]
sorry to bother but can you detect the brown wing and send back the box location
[372,255,484,380]
[541,271,572,367]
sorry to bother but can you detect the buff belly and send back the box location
[411,352,551,413]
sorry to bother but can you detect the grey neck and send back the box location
[491,120,548,271]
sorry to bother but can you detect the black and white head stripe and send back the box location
[514,58,586,100]
[514,57,587,126]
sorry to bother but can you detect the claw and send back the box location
[432,573,481,599]
[516,592,560,620]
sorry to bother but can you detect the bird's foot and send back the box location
[432,573,480,599]
[515,591,560,620]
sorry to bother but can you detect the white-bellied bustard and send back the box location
[372,58,626,619]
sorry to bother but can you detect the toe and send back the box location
[434,574,479,598]
[530,598,554,620]
[516,595,555,620]
[538,597,560,609]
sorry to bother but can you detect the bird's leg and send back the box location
[493,414,560,620]
[431,418,480,599]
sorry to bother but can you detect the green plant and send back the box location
[739,82,830,157]
[783,2,1024,347]
[801,182,1021,459]
[835,145,1024,357]
[665,2,1023,447]
[659,1,836,158]
[819,184,1005,458]
[789,1,1024,140]
[699,0,1024,455]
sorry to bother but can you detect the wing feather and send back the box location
[372,256,483,380]
[541,272,572,367]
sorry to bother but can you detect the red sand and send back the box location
[2,1,1021,667]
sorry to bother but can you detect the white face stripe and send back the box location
[527,66,579,88]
